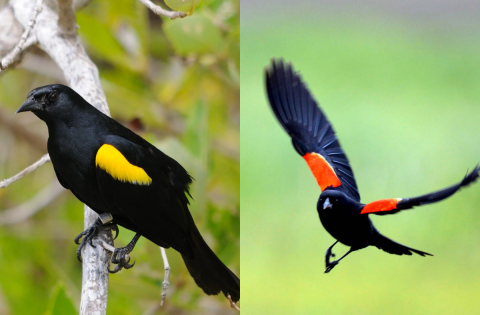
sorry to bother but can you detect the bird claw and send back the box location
[108,246,136,274]
[74,217,119,262]
[111,224,119,240]
[325,246,336,265]
[74,231,86,245]
[324,260,339,273]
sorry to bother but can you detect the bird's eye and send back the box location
[49,92,58,101]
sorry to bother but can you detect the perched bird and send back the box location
[265,59,480,273]
[16,84,240,302]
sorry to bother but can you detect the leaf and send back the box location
[44,282,77,315]
[76,13,144,71]
[163,14,223,55]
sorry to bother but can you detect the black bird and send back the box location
[16,84,240,302]
[265,59,480,273]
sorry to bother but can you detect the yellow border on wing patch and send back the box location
[96,144,152,185]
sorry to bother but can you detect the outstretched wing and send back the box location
[361,166,480,215]
[95,135,192,255]
[265,58,360,201]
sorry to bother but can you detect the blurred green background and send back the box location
[241,1,480,314]
[0,0,238,314]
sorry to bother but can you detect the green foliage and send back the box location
[164,14,223,55]
[44,283,77,315]
[0,0,238,313]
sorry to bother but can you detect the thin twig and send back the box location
[0,35,38,71]
[227,294,240,312]
[136,0,187,19]
[159,246,170,306]
[101,240,116,253]
[0,180,64,225]
[21,35,37,51]
[0,154,50,189]
[0,0,43,71]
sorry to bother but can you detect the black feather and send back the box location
[371,231,432,257]
[266,58,361,201]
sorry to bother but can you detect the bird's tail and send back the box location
[371,232,433,257]
[181,222,240,302]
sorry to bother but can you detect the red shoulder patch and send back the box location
[303,152,341,191]
[361,198,402,214]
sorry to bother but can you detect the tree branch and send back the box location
[57,0,76,35]
[136,0,186,19]
[0,0,42,71]
[0,5,23,57]
[0,154,50,189]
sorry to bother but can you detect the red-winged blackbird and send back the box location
[265,59,480,273]
[16,84,240,301]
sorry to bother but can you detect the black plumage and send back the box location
[266,58,480,273]
[16,84,240,302]
[266,59,360,200]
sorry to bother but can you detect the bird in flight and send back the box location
[16,84,240,302]
[265,58,479,273]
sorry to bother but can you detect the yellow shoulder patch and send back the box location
[96,144,152,186]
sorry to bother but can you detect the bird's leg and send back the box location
[74,213,119,262]
[325,247,354,273]
[108,233,141,274]
[325,240,339,267]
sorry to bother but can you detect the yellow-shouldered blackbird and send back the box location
[265,58,480,273]
[16,84,240,301]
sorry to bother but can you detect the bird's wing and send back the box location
[361,166,480,215]
[266,58,360,201]
[94,135,191,253]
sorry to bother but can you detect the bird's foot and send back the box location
[108,246,135,273]
[325,247,336,265]
[74,213,119,262]
[108,233,141,274]
[324,260,339,273]
[325,241,339,265]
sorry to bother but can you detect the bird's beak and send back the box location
[323,198,332,210]
[16,98,43,114]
